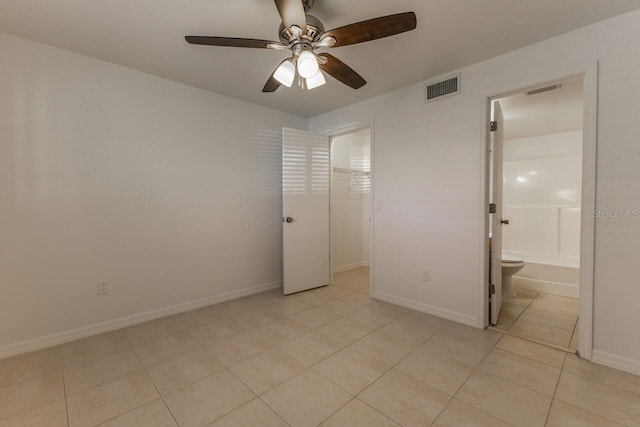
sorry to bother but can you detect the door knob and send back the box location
[284,216,294,223]
[501,219,510,225]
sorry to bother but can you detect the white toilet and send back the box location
[502,255,525,298]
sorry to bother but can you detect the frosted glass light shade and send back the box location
[297,51,319,79]
[274,60,296,87]
[306,71,326,90]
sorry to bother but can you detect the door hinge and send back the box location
[490,121,498,132]
[489,284,496,295]
[489,203,496,214]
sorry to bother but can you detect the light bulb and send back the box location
[297,51,319,79]
[306,70,326,90]
[273,59,295,87]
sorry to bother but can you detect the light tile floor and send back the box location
[1,268,639,426]
[498,289,580,350]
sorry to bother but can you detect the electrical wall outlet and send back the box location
[422,270,431,282]
[97,280,110,295]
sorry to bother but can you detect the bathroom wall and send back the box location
[331,131,371,273]
[502,130,583,297]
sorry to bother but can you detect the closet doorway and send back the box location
[330,129,371,293]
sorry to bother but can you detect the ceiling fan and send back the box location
[185,0,417,92]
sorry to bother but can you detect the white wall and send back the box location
[0,33,306,356]
[310,10,640,372]
[331,132,370,272]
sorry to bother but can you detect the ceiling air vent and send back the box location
[425,73,461,103]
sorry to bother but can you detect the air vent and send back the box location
[425,73,461,103]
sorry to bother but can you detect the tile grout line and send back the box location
[60,349,71,427]
[543,352,567,426]
[427,329,509,425]
[129,345,182,427]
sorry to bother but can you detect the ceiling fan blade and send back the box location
[262,75,282,93]
[274,0,307,32]
[185,36,279,49]
[322,12,416,47]
[318,53,366,89]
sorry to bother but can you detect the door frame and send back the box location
[480,61,598,360]
[316,121,375,297]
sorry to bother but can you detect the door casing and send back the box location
[481,61,598,360]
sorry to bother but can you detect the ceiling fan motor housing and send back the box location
[279,15,325,46]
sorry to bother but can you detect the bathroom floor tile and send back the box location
[495,303,525,330]
[509,318,573,347]
[359,370,450,427]
[456,369,551,427]
[495,335,566,368]
[503,288,538,307]
[320,399,400,427]
[529,293,579,316]
[261,371,352,427]
[519,307,578,330]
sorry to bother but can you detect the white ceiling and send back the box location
[1,0,639,117]
[499,77,584,140]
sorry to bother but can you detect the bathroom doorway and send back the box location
[329,129,371,293]
[489,77,585,351]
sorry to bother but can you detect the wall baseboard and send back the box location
[0,281,282,360]
[372,290,480,328]
[333,262,369,274]
[591,349,640,376]
[514,277,579,298]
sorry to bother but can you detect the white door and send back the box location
[490,101,504,325]
[282,128,331,295]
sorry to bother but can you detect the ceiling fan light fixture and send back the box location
[274,59,296,87]
[297,50,319,79]
[305,70,326,89]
